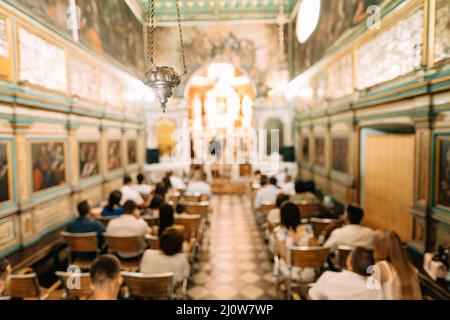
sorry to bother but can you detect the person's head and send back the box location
[373,230,417,299]
[202,172,208,182]
[193,170,202,181]
[90,255,122,300]
[276,193,290,209]
[122,200,138,215]
[269,177,277,186]
[123,175,133,186]
[280,202,301,230]
[294,180,307,194]
[254,170,261,177]
[0,258,11,296]
[137,173,145,185]
[158,204,174,237]
[175,204,186,215]
[345,204,364,225]
[347,247,375,277]
[77,200,91,217]
[160,228,184,256]
[155,182,167,197]
[260,175,269,186]
[107,191,122,210]
[149,195,164,210]
[163,176,172,191]
[285,175,292,183]
[305,180,316,193]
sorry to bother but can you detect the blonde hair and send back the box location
[373,230,418,299]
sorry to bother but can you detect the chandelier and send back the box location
[143,0,188,112]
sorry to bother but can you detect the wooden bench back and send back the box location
[104,235,145,255]
[183,202,210,218]
[122,272,173,299]
[9,273,41,299]
[55,271,93,299]
[293,203,320,219]
[260,202,277,214]
[289,246,330,268]
[182,194,202,202]
[310,218,339,238]
[175,216,202,239]
[61,232,98,253]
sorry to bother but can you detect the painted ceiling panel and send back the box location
[135,0,299,24]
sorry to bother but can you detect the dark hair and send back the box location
[350,247,375,277]
[77,200,91,216]
[0,258,10,280]
[280,202,301,230]
[162,177,172,191]
[305,180,316,193]
[175,204,186,214]
[122,200,137,214]
[158,204,174,237]
[295,180,307,194]
[90,255,121,286]
[260,175,269,186]
[254,170,261,175]
[269,177,277,186]
[276,193,290,208]
[106,191,122,211]
[123,175,133,185]
[160,229,183,256]
[137,173,145,185]
[347,204,364,224]
[149,195,164,210]
[155,182,167,197]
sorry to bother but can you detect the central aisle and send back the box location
[187,195,277,300]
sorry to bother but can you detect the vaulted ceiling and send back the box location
[126,0,300,25]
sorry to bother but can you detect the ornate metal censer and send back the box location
[144,0,187,112]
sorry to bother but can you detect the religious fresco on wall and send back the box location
[315,137,325,167]
[0,143,10,204]
[11,0,144,72]
[79,142,99,179]
[127,140,137,165]
[435,137,450,209]
[154,24,279,96]
[107,140,122,171]
[434,0,450,63]
[32,142,66,193]
[332,138,349,173]
[0,18,9,58]
[294,0,384,75]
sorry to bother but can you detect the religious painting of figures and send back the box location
[79,142,99,179]
[13,0,69,32]
[435,137,450,209]
[332,138,349,173]
[0,143,11,204]
[294,0,383,75]
[315,137,326,167]
[302,136,310,162]
[107,140,122,171]
[127,140,137,165]
[31,142,66,193]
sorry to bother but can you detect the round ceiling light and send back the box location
[296,0,321,44]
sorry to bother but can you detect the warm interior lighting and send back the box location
[296,0,321,44]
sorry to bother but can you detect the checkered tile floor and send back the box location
[187,195,278,300]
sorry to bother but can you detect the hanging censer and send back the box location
[143,0,188,112]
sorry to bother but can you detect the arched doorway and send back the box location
[155,119,176,158]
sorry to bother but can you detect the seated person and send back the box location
[140,228,190,285]
[254,175,280,210]
[102,191,123,217]
[373,230,422,300]
[274,203,318,282]
[291,180,319,203]
[120,175,144,207]
[175,204,191,218]
[0,259,11,299]
[281,175,295,196]
[67,200,105,250]
[153,182,168,200]
[156,204,185,238]
[149,195,164,217]
[185,171,212,199]
[267,193,290,227]
[167,171,186,191]
[106,200,150,258]
[308,247,383,300]
[133,173,152,197]
[324,204,374,250]
[275,168,288,188]
[252,170,262,185]
[90,255,123,301]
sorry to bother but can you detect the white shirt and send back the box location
[133,184,153,196]
[120,185,144,206]
[170,176,186,190]
[275,172,287,187]
[185,181,212,198]
[140,249,190,284]
[309,270,383,300]
[324,224,375,250]
[254,185,280,209]
[281,182,295,195]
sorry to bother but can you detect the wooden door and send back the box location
[364,134,414,241]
